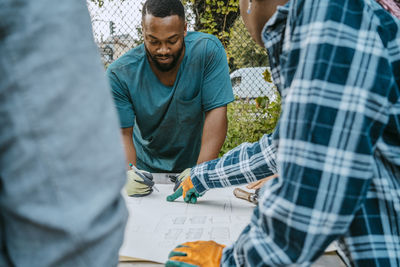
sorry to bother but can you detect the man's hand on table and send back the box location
[246,174,278,190]
[166,240,225,267]
[166,168,201,204]
[172,168,191,191]
[125,167,154,197]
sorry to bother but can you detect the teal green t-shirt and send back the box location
[107,32,234,172]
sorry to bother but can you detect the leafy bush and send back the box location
[227,18,269,70]
[219,69,281,156]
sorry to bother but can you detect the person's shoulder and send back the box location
[107,44,145,74]
[185,31,223,48]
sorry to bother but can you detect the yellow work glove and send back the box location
[177,168,191,181]
[166,169,200,204]
[166,241,226,267]
[173,168,191,191]
[125,168,154,197]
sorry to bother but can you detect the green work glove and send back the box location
[125,168,154,197]
[165,241,226,267]
[166,169,200,204]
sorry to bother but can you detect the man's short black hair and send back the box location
[142,0,185,20]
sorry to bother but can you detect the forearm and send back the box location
[124,143,137,168]
[121,127,136,169]
[196,106,228,164]
[191,134,277,194]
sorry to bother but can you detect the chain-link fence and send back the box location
[86,0,280,152]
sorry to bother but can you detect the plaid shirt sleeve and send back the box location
[191,134,278,193]
[191,0,400,266]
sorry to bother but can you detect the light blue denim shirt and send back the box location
[0,0,127,266]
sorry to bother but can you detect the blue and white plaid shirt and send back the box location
[191,0,400,266]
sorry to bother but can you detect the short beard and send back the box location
[145,42,185,72]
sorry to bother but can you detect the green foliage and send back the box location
[183,0,239,48]
[90,0,126,7]
[219,69,281,156]
[89,0,104,7]
[263,66,273,83]
[227,18,269,70]
[133,25,144,46]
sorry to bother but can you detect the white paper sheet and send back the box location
[119,183,338,263]
[119,184,255,263]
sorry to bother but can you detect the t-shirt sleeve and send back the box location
[106,68,135,128]
[201,37,234,111]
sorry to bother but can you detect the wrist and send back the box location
[190,166,209,194]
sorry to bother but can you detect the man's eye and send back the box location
[149,40,159,45]
[168,39,178,44]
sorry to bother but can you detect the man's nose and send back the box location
[157,43,170,54]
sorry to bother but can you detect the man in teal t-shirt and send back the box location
[106,0,234,196]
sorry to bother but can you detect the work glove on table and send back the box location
[172,168,191,191]
[166,168,201,204]
[165,240,226,267]
[125,168,154,197]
